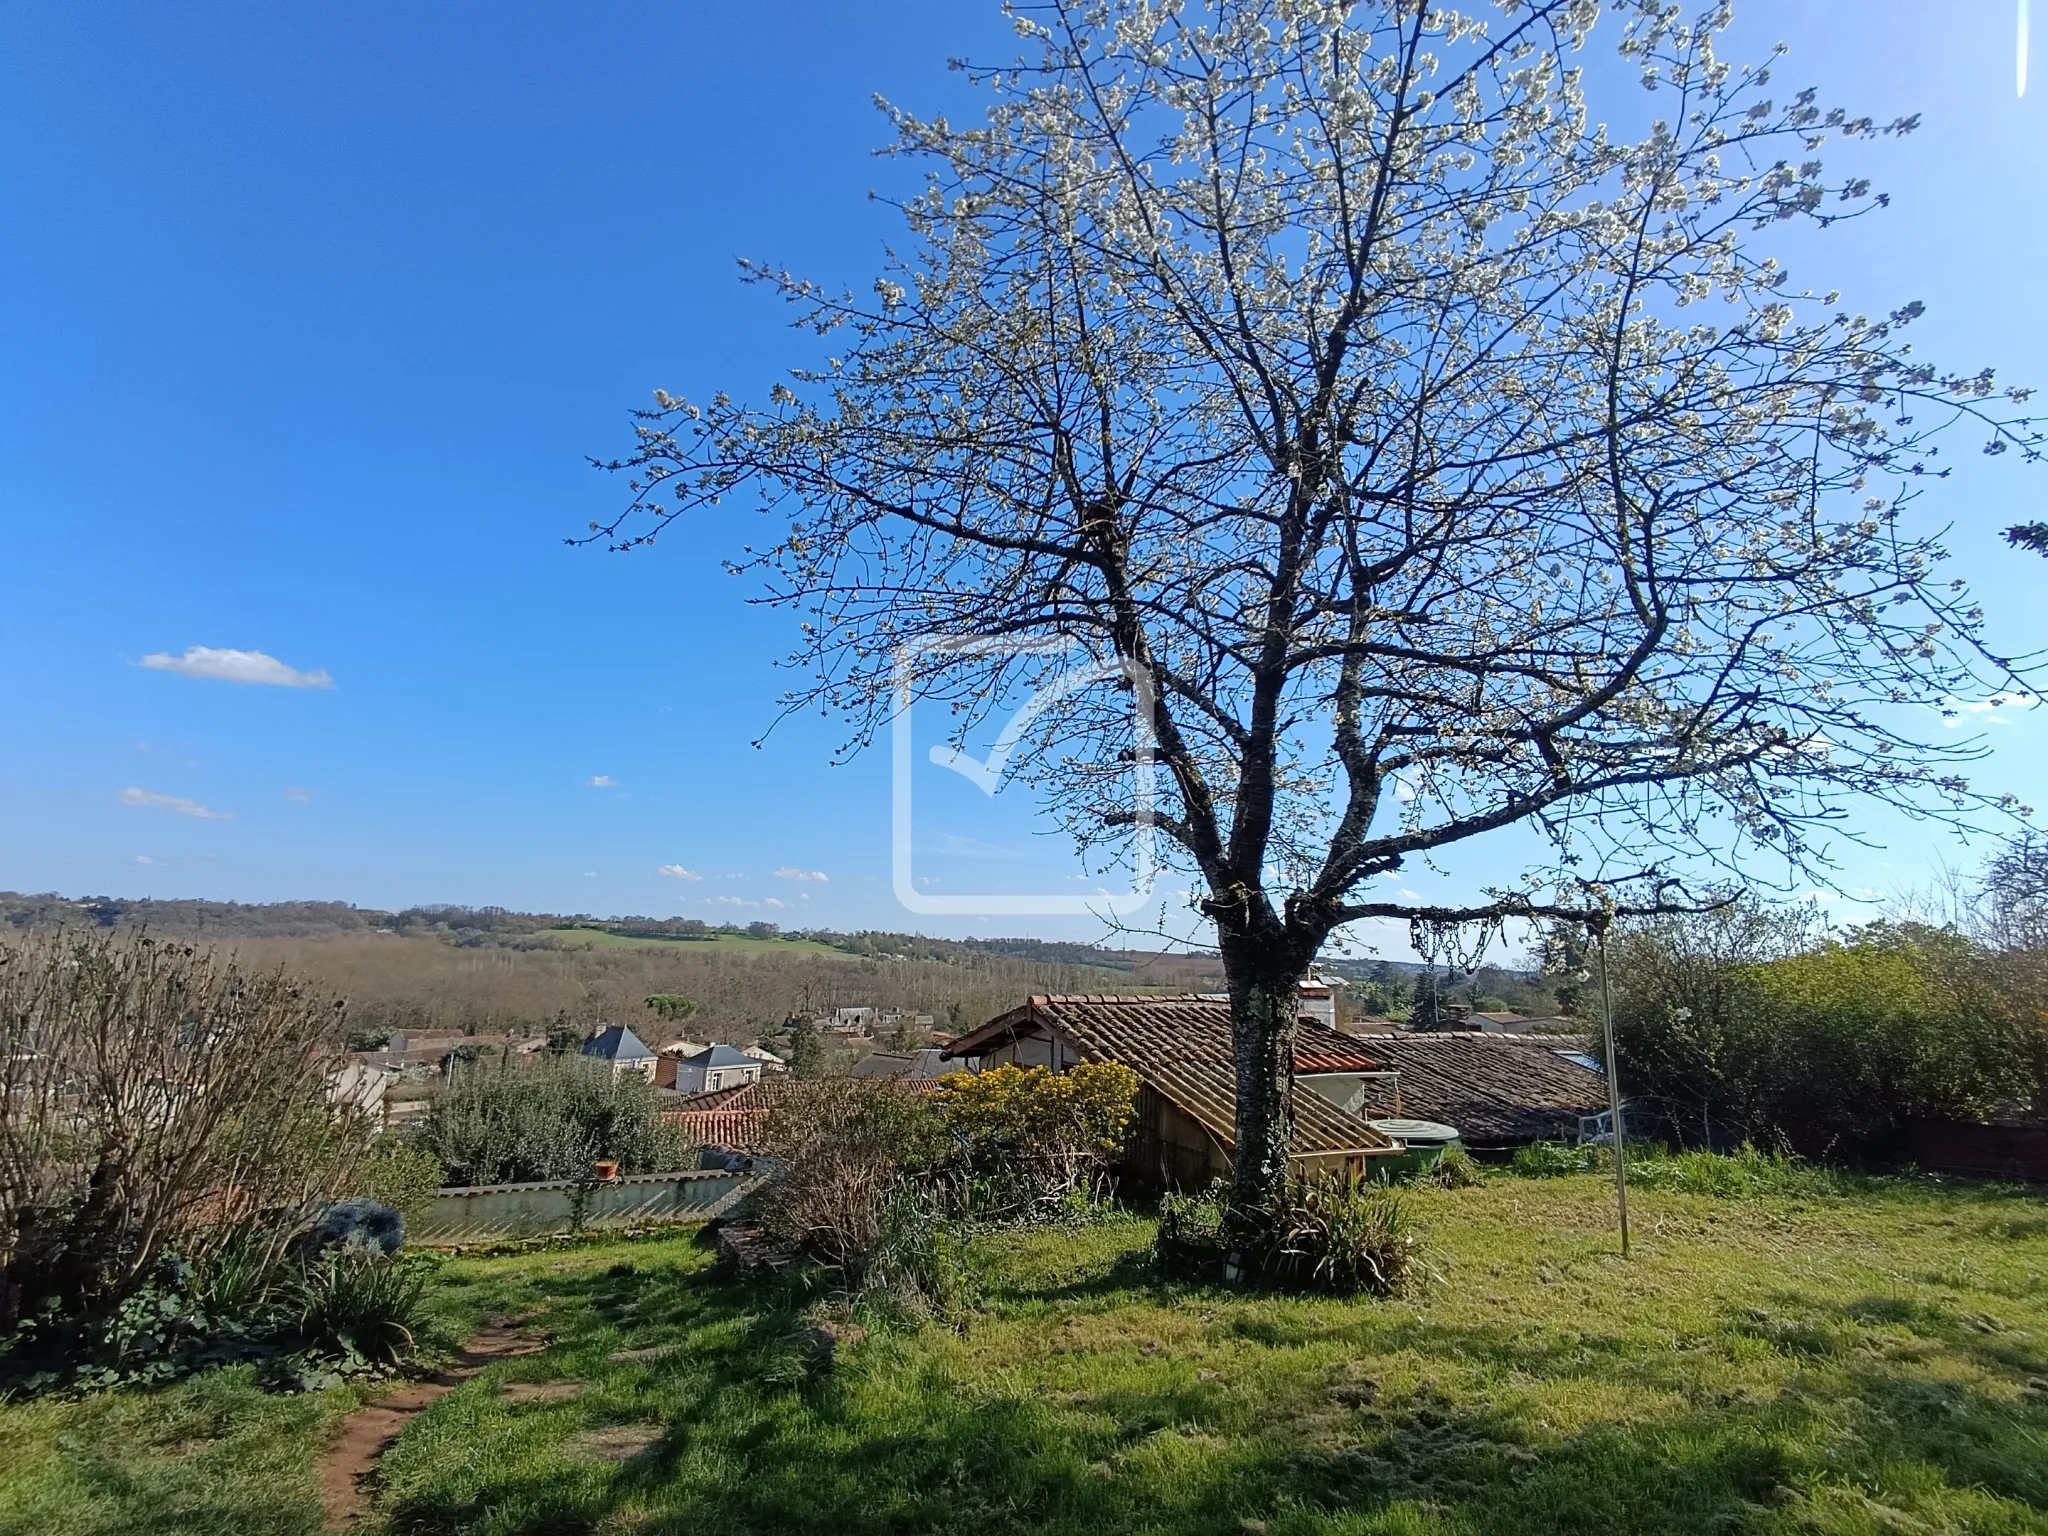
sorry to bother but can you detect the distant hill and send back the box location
[0,891,1550,1034]
[0,891,1209,1041]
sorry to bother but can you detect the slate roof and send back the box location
[694,1044,757,1070]
[1340,1032,1609,1147]
[581,1024,655,1063]
[943,995,1382,1074]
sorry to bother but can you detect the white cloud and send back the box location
[284,787,313,802]
[133,855,155,864]
[1939,693,2038,727]
[139,646,332,688]
[774,867,829,883]
[120,786,231,820]
[584,871,598,878]
[658,864,703,880]
[588,775,618,788]
[763,897,789,908]
[712,895,755,907]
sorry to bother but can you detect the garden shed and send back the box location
[942,995,1401,1187]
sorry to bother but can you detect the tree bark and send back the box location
[1218,928,1313,1250]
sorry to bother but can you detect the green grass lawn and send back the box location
[542,928,861,961]
[4,1171,2046,1535]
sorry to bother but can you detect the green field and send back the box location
[4,1170,2046,1535]
[542,927,862,961]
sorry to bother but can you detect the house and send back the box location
[830,1007,877,1033]
[580,1024,658,1081]
[741,1044,789,1072]
[1459,1011,1576,1036]
[666,1042,763,1096]
[848,1046,968,1082]
[941,994,1401,1187]
[1327,1031,1611,1150]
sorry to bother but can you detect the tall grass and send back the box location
[1509,1140,1842,1198]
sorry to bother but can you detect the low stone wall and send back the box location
[410,1168,748,1245]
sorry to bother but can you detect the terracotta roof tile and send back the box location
[1340,1032,1608,1146]
[946,994,1381,1074]
[941,994,1394,1161]
[1137,1059,1395,1157]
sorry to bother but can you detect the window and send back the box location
[1555,1050,1604,1074]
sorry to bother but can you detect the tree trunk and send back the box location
[1219,938,1306,1253]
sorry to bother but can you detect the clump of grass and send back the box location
[1509,1139,1843,1199]
[1267,1175,1421,1295]
[1156,1175,1423,1296]
[1628,1143,1840,1198]
[1426,1143,1485,1188]
[290,1245,431,1367]
[1508,1140,1589,1177]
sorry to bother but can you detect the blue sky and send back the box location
[1,2,2042,957]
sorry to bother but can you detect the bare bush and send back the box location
[0,929,376,1328]
[754,1082,945,1267]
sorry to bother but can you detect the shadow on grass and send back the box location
[378,1247,2048,1536]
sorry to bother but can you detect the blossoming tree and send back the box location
[595,0,2039,1239]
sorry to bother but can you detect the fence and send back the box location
[410,1168,751,1245]
[1903,1118,2048,1183]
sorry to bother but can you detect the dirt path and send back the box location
[318,1315,545,1531]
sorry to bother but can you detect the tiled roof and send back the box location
[665,1081,757,1112]
[942,995,1394,1162]
[1341,1032,1608,1146]
[945,994,1382,1074]
[666,1108,771,1152]
[696,1043,757,1069]
[582,1024,655,1062]
[660,1072,964,1153]
[849,1048,969,1081]
[1138,1059,1395,1158]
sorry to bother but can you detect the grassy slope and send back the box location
[4,1174,2046,1536]
[541,928,861,961]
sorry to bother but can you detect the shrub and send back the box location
[0,930,379,1332]
[852,1183,971,1323]
[1155,1179,1231,1277]
[1428,1143,1485,1189]
[363,1140,447,1219]
[420,1055,688,1187]
[756,1081,946,1268]
[291,1245,430,1368]
[935,1061,1139,1215]
[1155,1173,1423,1297]
[1627,1144,1840,1199]
[1612,913,2029,1155]
[4,1218,435,1395]
[1510,1141,1590,1178]
[1266,1175,1421,1296]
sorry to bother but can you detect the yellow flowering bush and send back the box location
[935,1061,1139,1201]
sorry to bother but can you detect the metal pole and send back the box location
[1597,928,1631,1258]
